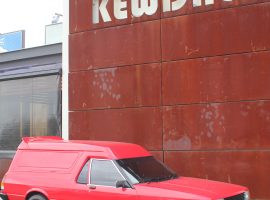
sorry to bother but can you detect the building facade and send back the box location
[0,1,270,199]
[69,0,270,199]
[0,44,62,180]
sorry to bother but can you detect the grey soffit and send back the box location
[0,43,62,80]
[0,63,62,80]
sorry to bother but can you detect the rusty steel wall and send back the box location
[69,1,270,198]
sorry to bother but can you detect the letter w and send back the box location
[131,0,158,17]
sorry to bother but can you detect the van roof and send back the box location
[18,137,151,159]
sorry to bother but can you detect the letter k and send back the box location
[93,0,111,24]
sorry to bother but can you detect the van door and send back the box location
[86,159,138,200]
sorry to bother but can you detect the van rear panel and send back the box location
[9,150,81,173]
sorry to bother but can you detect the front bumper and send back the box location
[0,193,8,200]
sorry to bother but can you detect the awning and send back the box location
[0,63,61,81]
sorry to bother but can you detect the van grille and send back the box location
[225,193,246,200]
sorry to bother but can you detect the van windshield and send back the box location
[116,156,178,184]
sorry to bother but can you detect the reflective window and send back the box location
[0,75,61,150]
[90,159,125,187]
[77,160,90,184]
[116,156,178,184]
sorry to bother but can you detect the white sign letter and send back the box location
[114,0,128,20]
[194,0,232,7]
[205,0,214,5]
[163,0,171,12]
[193,0,202,7]
[93,0,111,24]
[163,0,187,12]
[131,0,158,17]
[172,0,187,11]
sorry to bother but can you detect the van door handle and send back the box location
[87,184,96,189]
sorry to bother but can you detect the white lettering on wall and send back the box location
[131,0,158,17]
[92,0,234,24]
[206,0,214,5]
[163,0,187,12]
[193,0,232,7]
[193,0,202,7]
[93,0,111,24]
[114,0,128,20]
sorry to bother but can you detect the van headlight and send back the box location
[218,191,249,200]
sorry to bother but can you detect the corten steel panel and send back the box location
[162,3,270,61]
[69,0,270,33]
[163,51,270,105]
[164,151,270,199]
[69,64,161,110]
[150,151,164,161]
[69,20,161,71]
[70,0,161,33]
[161,0,270,18]
[69,108,162,150]
[162,0,234,18]
[68,1,270,199]
[0,159,12,181]
[163,101,270,150]
[69,0,93,34]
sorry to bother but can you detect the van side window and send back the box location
[90,159,125,187]
[77,160,90,184]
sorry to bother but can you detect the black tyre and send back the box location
[28,194,47,200]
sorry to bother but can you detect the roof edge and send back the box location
[0,43,62,63]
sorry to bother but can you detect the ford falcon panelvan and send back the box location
[0,137,249,200]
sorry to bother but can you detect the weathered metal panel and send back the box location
[163,101,270,150]
[161,0,270,18]
[69,108,163,151]
[69,20,161,71]
[162,3,270,61]
[69,64,161,110]
[165,151,270,199]
[70,0,270,33]
[162,51,270,104]
[70,0,161,33]
[69,1,270,198]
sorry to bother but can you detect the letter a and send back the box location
[93,0,111,24]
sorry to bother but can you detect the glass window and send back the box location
[77,160,90,184]
[90,159,125,187]
[116,156,178,184]
[0,75,61,151]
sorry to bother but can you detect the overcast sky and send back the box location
[0,0,63,48]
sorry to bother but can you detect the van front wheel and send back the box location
[28,194,47,200]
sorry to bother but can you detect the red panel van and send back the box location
[0,137,249,200]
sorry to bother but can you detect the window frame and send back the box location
[88,158,132,188]
[76,159,91,185]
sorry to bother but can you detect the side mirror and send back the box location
[116,180,130,188]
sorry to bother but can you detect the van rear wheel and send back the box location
[28,194,47,200]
